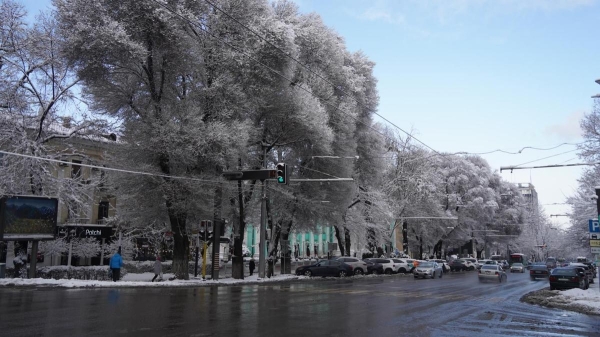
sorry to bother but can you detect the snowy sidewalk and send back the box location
[0,272,302,288]
[553,285,600,314]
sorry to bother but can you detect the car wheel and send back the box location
[304,270,312,277]
[399,268,407,274]
[469,266,475,271]
[339,270,347,277]
[354,269,363,276]
[385,269,392,275]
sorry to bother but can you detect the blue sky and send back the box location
[19,0,600,226]
[293,0,600,227]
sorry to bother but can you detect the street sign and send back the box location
[589,219,600,233]
[591,233,599,240]
[590,239,600,247]
[591,247,600,254]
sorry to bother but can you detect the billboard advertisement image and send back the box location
[0,196,58,240]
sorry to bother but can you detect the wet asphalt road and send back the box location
[1,271,599,337]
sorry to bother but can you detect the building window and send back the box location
[71,160,82,179]
[98,201,109,222]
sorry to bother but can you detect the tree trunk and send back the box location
[167,199,189,279]
[232,180,245,279]
[344,228,351,256]
[334,226,345,256]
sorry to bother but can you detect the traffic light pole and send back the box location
[258,146,267,279]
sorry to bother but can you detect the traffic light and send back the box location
[276,163,288,185]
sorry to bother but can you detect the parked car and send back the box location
[450,259,475,271]
[364,260,384,275]
[567,263,594,285]
[463,258,478,268]
[529,264,550,280]
[477,259,492,270]
[335,257,368,275]
[433,259,450,273]
[549,267,586,290]
[510,263,525,273]
[478,265,507,283]
[414,262,443,279]
[295,260,353,277]
[364,258,399,274]
[566,266,589,289]
[392,259,413,274]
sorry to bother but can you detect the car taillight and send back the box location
[549,276,556,281]
[571,276,579,282]
[530,270,533,274]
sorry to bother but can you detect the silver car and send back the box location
[478,264,507,283]
[413,262,443,279]
[510,263,525,273]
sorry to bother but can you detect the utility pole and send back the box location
[595,186,600,289]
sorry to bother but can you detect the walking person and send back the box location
[109,250,123,282]
[151,256,162,282]
[249,258,256,276]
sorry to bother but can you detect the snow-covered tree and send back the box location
[71,237,101,259]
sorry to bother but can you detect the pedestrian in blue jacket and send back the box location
[110,251,123,282]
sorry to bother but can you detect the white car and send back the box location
[365,258,400,274]
[336,257,368,275]
[392,259,413,274]
[463,258,478,269]
[433,259,450,273]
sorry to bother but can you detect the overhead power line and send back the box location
[500,162,600,172]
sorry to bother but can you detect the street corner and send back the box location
[520,287,600,316]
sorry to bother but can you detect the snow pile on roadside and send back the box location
[555,288,600,314]
[0,273,299,288]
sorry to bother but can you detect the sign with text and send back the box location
[590,239,600,247]
[591,247,600,254]
[590,219,600,233]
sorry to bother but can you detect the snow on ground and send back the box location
[554,287,600,314]
[0,273,301,288]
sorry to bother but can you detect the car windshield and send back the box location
[512,263,523,266]
[419,262,434,268]
[481,265,497,270]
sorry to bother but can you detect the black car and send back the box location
[295,260,353,277]
[529,264,550,280]
[364,260,384,275]
[567,263,594,285]
[449,259,467,272]
[549,267,586,290]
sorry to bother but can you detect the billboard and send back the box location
[0,195,58,241]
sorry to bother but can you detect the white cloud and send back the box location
[544,110,585,140]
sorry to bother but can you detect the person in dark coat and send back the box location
[151,256,162,282]
[249,258,256,276]
[109,251,123,282]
